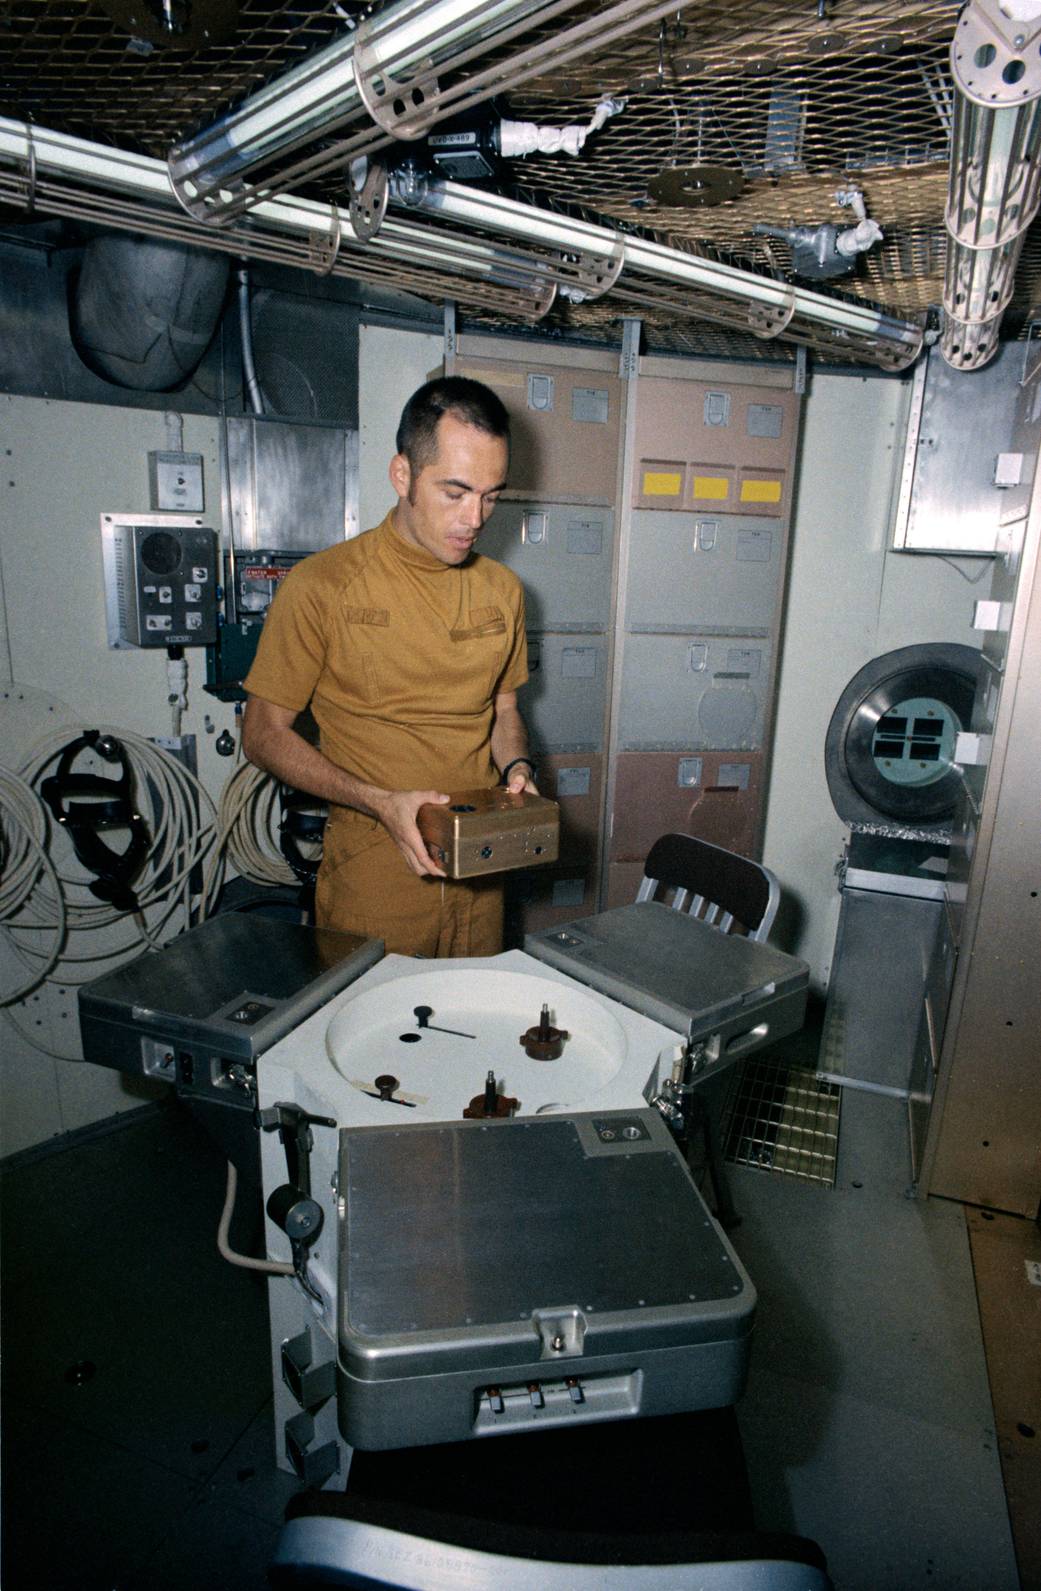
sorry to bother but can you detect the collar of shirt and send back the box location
[379,511,459,575]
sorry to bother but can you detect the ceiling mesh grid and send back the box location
[3,0,1041,361]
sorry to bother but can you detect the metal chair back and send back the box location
[635,832,780,944]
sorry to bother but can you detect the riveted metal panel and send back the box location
[519,633,609,753]
[455,356,621,502]
[226,416,358,551]
[617,636,772,751]
[632,377,799,518]
[627,510,783,635]
[478,502,614,632]
[609,751,765,865]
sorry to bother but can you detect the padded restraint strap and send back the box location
[278,785,328,884]
[41,730,150,912]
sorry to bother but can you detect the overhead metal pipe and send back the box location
[942,0,1041,369]
[167,0,586,223]
[411,177,925,363]
[0,118,564,314]
[0,117,924,369]
[166,0,743,226]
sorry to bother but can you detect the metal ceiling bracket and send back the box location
[747,290,796,339]
[14,124,37,214]
[348,161,389,242]
[648,165,744,208]
[517,278,558,322]
[353,24,444,142]
[951,0,1041,107]
[308,203,342,276]
[568,237,626,300]
[532,278,559,320]
[619,316,641,380]
[870,324,926,372]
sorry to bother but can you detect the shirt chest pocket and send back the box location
[334,604,509,710]
[449,606,509,701]
[336,606,390,706]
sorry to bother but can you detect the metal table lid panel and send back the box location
[338,1110,754,1379]
[524,902,808,1038]
[78,914,382,1058]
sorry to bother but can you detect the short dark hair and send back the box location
[396,377,510,474]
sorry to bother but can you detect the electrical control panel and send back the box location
[228,547,309,623]
[101,512,218,649]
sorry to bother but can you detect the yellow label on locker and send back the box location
[692,475,731,501]
[740,478,783,504]
[642,470,683,497]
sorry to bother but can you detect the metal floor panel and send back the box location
[722,1057,842,1188]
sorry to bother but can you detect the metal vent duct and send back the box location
[70,235,229,390]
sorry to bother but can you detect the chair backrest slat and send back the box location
[639,833,780,944]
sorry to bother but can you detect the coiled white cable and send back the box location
[6,726,320,1061]
[13,724,221,986]
[198,758,298,914]
[0,765,67,1003]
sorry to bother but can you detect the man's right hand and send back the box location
[242,698,451,878]
[374,789,451,877]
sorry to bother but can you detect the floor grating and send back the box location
[722,1056,842,1187]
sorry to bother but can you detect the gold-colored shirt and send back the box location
[243,512,528,795]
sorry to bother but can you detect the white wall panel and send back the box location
[2,325,435,1155]
[478,502,614,632]
[761,372,983,993]
[357,324,442,533]
[1,395,232,1155]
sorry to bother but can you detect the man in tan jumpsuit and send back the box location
[241,376,536,957]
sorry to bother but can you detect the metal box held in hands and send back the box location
[336,1108,755,1451]
[417,788,559,878]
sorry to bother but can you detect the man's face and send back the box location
[390,412,509,566]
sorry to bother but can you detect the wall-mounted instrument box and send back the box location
[147,450,205,513]
[100,512,218,648]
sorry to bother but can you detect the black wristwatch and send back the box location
[501,756,537,786]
